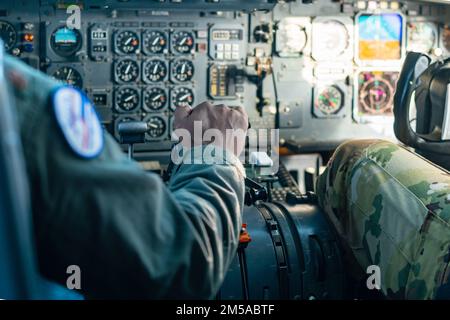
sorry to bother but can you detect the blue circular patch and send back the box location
[52,86,104,158]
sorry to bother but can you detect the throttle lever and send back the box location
[117,120,148,159]
[244,177,268,206]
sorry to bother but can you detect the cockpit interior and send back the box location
[0,0,449,302]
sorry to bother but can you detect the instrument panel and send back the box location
[0,0,449,154]
[40,8,250,149]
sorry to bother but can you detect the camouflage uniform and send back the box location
[316,139,450,299]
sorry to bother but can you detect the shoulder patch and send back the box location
[53,86,103,158]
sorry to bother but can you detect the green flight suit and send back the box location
[5,55,245,299]
[316,139,450,299]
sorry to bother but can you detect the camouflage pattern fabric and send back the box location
[316,139,450,299]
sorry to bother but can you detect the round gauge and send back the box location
[50,27,82,57]
[114,59,139,83]
[276,20,307,56]
[0,21,17,52]
[442,25,450,53]
[143,30,167,54]
[316,85,343,115]
[145,115,167,139]
[115,30,140,54]
[312,19,349,60]
[407,22,437,53]
[115,87,140,112]
[253,24,271,43]
[171,31,195,54]
[143,59,167,83]
[171,59,194,82]
[359,78,394,114]
[144,87,167,111]
[52,66,83,88]
[171,87,194,110]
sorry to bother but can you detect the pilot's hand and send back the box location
[173,101,248,157]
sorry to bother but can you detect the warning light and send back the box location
[24,34,34,42]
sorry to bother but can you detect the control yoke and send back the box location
[394,52,450,156]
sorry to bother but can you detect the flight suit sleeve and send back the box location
[24,89,245,299]
[316,139,450,299]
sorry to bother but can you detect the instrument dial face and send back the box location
[143,30,167,54]
[276,20,307,56]
[145,115,167,139]
[0,21,17,52]
[52,66,83,88]
[313,20,349,60]
[171,59,194,82]
[407,22,437,54]
[171,31,195,54]
[115,30,140,54]
[51,27,83,57]
[253,24,271,43]
[358,71,398,115]
[115,87,140,112]
[143,59,167,83]
[171,87,194,110]
[316,86,344,114]
[144,87,167,111]
[115,59,139,83]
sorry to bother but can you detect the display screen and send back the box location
[212,29,242,41]
[91,30,107,40]
[358,13,403,60]
[54,27,78,44]
[357,70,399,117]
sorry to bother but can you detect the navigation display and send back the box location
[357,70,399,117]
[358,13,403,61]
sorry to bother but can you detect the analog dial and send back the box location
[52,66,83,88]
[145,115,167,139]
[114,59,139,83]
[171,87,194,110]
[143,30,167,54]
[276,19,308,56]
[143,59,167,83]
[144,87,167,111]
[316,86,343,114]
[312,19,349,60]
[115,30,140,54]
[0,21,17,52]
[171,59,194,82]
[171,31,195,54]
[407,22,437,54]
[115,87,140,112]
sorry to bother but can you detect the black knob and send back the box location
[117,121,148,145]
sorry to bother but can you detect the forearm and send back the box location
[32,135,244,299]
[168,147,245,297]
